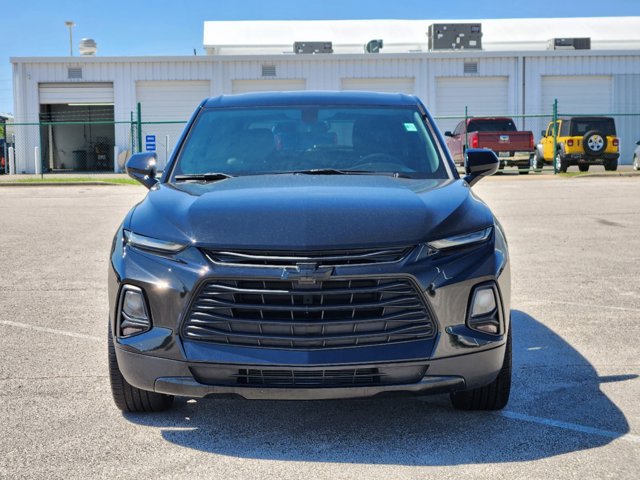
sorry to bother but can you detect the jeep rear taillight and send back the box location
[567,139,574,147]
[613,139,619,147]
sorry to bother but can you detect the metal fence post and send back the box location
[137,102,142,153]
[8,146,15,175]
[114,146,119,173]
[464,105,469,152]
[130,111,135,154]
[552,98,558,174]
[34,146,42,177]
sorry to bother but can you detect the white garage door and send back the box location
[231,79,306,93]
[341,78,415,94]
[541,76,612,115]
[39,83,114,104]
[435,77,509,132]
[136,80,211,168]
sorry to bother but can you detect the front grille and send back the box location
[236,368,381,386]
[189,363,428,387]
[203,247,413,267]
[181,277,435,349]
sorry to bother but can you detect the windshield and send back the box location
[171,106,449,179]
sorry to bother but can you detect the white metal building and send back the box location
[10,16,640,173]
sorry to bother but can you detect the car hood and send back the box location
[128,175,494,250]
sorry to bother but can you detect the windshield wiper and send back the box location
[174,173,234,182]
[291,168,413,178]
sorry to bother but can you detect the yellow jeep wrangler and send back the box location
[533,117,619,172]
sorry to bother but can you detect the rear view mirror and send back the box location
[444,131,453,137]
[126,152,158,189]
[463,148,499,187]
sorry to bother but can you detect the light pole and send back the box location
[64,21,75,56]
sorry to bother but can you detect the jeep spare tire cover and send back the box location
[583,130,607,156]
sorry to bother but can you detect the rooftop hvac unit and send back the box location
[364,39,383,53]
[548,38,591,50]
[79,38,97,56]
[293,41,333,54]
[428,23,482,51]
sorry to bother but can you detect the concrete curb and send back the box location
[0,182,137,187]
[571,172,640,179]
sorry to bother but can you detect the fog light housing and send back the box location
[467,283,501,335]
[119,286,151,337]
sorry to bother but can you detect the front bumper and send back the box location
[115,343,505,400]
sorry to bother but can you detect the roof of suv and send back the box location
[203,91,420,108]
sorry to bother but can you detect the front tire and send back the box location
[530,152,543,172]
[633,155,639,171]
[108,328,174,412]
[450,326,512,411]
[555,152,569,173]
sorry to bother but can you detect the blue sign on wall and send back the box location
[145,134,156,152]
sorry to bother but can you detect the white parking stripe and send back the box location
[522,300,640,313]
[3,319,638,444]
[0,320,101,341]
[496,410,640,444]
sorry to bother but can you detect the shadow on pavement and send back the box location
[124,310,635,465]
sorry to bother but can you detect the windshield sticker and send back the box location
[404,123,418,132]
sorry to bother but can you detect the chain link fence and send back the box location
[3,102,639,176]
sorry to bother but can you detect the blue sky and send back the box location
[2,0,640,114]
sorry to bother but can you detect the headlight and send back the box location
[123,229,186,253]
[427,227,493,250]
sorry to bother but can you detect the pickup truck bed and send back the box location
[445,117,534,172]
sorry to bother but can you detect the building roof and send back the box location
[203,17,640,54]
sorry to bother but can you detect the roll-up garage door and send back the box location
[39,83,114,104]
[341,78,415,94]
[541,76,612,115]
[136,80,211,168]
[231,79,306,93]
[435,77,509,132]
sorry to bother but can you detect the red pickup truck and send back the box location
[444,117,535,174]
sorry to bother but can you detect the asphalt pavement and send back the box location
[0,176,638,479]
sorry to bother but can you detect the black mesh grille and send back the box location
[203,247,412,267]
[181,277,435,349]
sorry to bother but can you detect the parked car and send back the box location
[534,117,619,173]
[108,91,511,413]
[444,117,535,174]
[633,140,640,171]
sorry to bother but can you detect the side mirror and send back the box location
[541,130,546,137]
[636,140,640,146]
[463,148,499,187]
[126,152,158,189]
[444,131,453,137]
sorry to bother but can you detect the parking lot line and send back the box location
[3,317,638,446]
[495,411,640,444]
[522,300,640,313]
[0,320,101,341]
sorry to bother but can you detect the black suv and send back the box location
[108,91,511,413]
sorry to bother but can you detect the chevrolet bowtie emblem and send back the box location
[281,262,334,285]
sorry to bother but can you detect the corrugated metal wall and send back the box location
[11,53,640,172]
